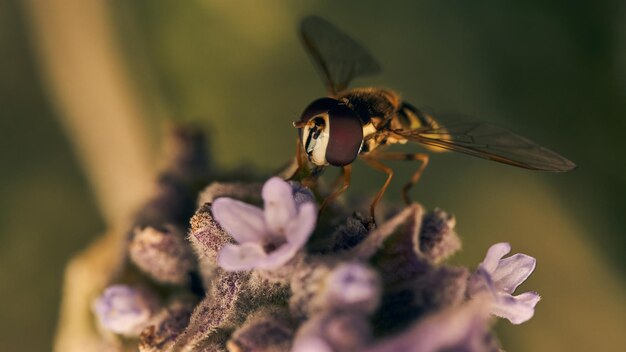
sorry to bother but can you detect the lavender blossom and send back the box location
[468,242,541,325]
[212,177,317,271]
[92,285,159,336]
[74,133,545,352]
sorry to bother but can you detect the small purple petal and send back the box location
[491,291,540,325]
[481,242,511,273]
[515,291,541,307]
[285,202,317,249]
[468,267,495,298]
[218,243,267,271]
[263,177,297,234]
[292,337,333,352]
[212,198,268,243]
[256,243,300,270]
[492,253,536,293]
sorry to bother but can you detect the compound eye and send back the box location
[325,104,363,166]
[300,97,340,122]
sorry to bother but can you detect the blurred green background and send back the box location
[1,0,625,351]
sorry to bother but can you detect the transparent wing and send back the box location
[300,16,381,96]
[395,113,577,172]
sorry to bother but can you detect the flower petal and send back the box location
[255,243,300,270]
[480,242,511,274]
[292,337,333,352]
[492,253,536,293]
[285,202,317,248]
[217,243,267,271]
[212,197,268,243]
[515,291,541,307]
[263,177,297,234]
[467,267,495,298]
[490,291,540,325]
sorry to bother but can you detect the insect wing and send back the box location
[396,113,577,172]
[300,16,381,96]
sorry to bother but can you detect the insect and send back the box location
[291,16,576,218]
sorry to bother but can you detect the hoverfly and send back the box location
[291,16,576,218]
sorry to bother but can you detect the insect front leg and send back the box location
[362,156,394,221]
[372,152,430,204]
[319,165,352,214]
[291,136,306,176]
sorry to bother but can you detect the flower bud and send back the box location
[319,262,381,314]
[292,311,371,352]
[92,285,159,336]
[139,297,195,352]
[418,209,461,264]
[130,226,195,285]
[226,307,293,352]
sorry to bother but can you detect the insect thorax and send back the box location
[338,88,409,155]
[338,87,401,126]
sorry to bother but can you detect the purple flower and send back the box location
[92,285,159,336]
[469,242,541,324]
[212,177,317,271]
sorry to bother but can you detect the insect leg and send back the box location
[319,164,352,213]
[287,136,308,180]
[362,157,394,220]
[373,152,429,204]
[296,136,304,168]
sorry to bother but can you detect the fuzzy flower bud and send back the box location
[130,226,195,285]
[92,285,159,336]
[170,271,250,349]
[226,307,294,352]
[139,297,195,352]
[292,311,371,352]
[418,208,461,263]
[321,262,381,314]
[289,180,316,208]
[326,212,375,253]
